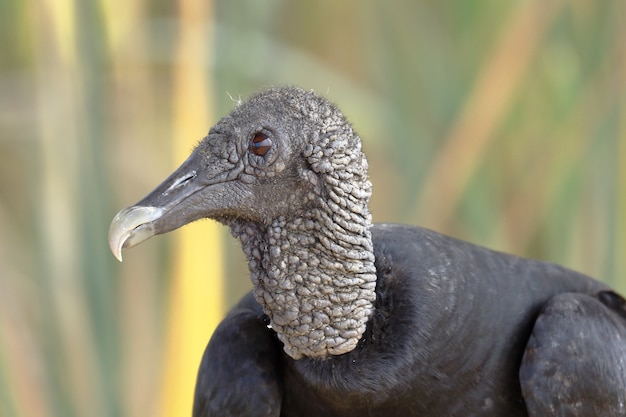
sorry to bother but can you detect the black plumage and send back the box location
[193,295,281,416]
[109,86,626,416]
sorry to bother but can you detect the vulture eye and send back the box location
[250,132,272,156]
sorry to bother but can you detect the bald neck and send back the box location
[230,202,377,360]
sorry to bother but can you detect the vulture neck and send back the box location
[230,202,378,360]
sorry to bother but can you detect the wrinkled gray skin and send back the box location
[109,87,626,416]
[110,87,377,359]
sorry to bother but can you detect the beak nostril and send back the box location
[163,171,197,196]
[179,172,197,185]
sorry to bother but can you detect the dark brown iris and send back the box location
[250,132,272,156]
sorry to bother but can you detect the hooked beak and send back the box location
[108,152,216,262]
[108,206,165,261]
[109,131,246,262]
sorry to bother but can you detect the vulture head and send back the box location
[109,87,378,359]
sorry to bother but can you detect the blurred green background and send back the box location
[1,1,625,416]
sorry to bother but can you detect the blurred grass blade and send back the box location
[415,0,564,230]
[157,1,224,416]
[31,0,106,416]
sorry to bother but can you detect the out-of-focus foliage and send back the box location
[0,1,624,416]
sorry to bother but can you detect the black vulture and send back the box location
[109,86,626,416]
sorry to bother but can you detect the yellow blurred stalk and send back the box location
[158,1,224,416]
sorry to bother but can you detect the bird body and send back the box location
[196,224,619,416]
[109,86,626,416]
